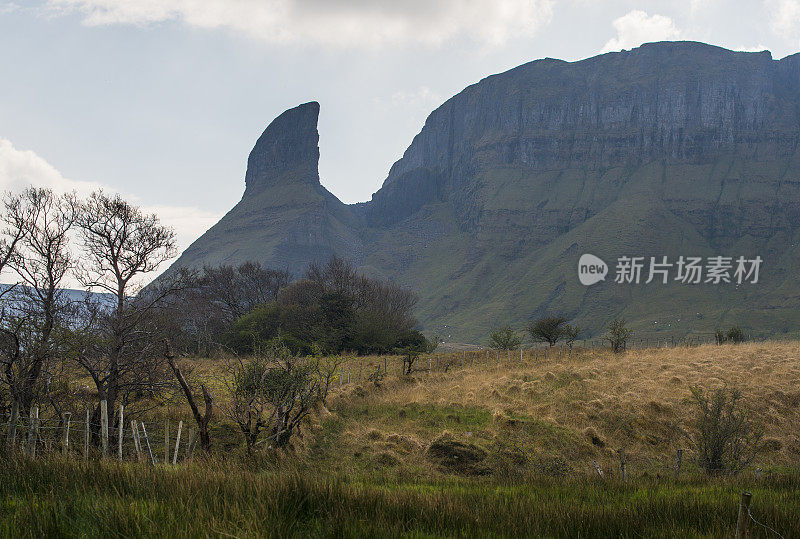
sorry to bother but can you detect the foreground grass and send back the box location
[0,458,797,538]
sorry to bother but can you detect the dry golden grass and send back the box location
[321,342,800,476]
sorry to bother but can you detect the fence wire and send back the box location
[748,507,785,538]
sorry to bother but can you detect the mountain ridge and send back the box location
[163,41,800,342]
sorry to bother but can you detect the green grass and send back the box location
[1,458,797,538]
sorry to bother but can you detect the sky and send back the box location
[1,0,800,265]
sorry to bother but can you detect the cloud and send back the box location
[0,138,221,261]
[389,86,442,109]
[0,2,20,14]
[734,44,770,52]
[768,0,800,42]
[600,10,682,53]
[46,0,554,47]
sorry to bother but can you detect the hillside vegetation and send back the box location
[3,342,799,537]
[155,341,800,478]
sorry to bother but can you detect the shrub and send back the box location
[714,326,747,345]
[726,326,746,343]
[489,326,521,350]
[367,367,386,388]
[685,384,764,475]
[605,319,631,353]
[221,343,329,451]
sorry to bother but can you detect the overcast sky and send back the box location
[1,0,799,258]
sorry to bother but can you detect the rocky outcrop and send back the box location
[244,101,322,194]
[164,101,362,277]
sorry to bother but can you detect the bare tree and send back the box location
[0,188,76,414]
[164,340,213,453]
[73,191,179,431]
[175,262,291,355]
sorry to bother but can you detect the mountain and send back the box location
[164,41,800,343]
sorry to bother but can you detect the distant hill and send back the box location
[0,284,115,308]
[161,41,800,343]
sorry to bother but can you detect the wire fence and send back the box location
[1,406,199,465]
[328,337,728,388]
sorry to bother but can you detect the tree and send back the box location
[563,325,581,347]
[176,263,292,355]
[605,319,632,353]
[394,329,430,375]
[164,340,213,453]
[489,326,521,350]
[685,384,764,475]
[0,188,76,414]
[527,317,567,347]
[223,257,419,357]
[74,191,180,437]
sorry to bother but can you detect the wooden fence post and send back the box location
[172,420,183,465]
[84,408,90,463]
[619,449,626,481]
[26,405,39,459]
[62,412,71,456]
[117,405,124,461]
[164,418,170,465]
[185,427,196,461]
[5,401,18,450]
[140,422,155,464]
[675,449,683,478]
[100,399,109,457]
[187,428,198,460]
[735,491,752,539]
[131,420,142,462]
[384,357,387,373]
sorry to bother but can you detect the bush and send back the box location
[714,326,747,345]
[726,326,746,343]
[686,384,764,475]
[605,319,631,353]
[489,326,521,350]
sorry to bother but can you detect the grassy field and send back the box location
[2,342,799,537]
[1,458,797,537]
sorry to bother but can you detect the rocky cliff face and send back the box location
[164,42,800,342]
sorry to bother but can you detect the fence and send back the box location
[331,336,717,388]
[2,402,198,465]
